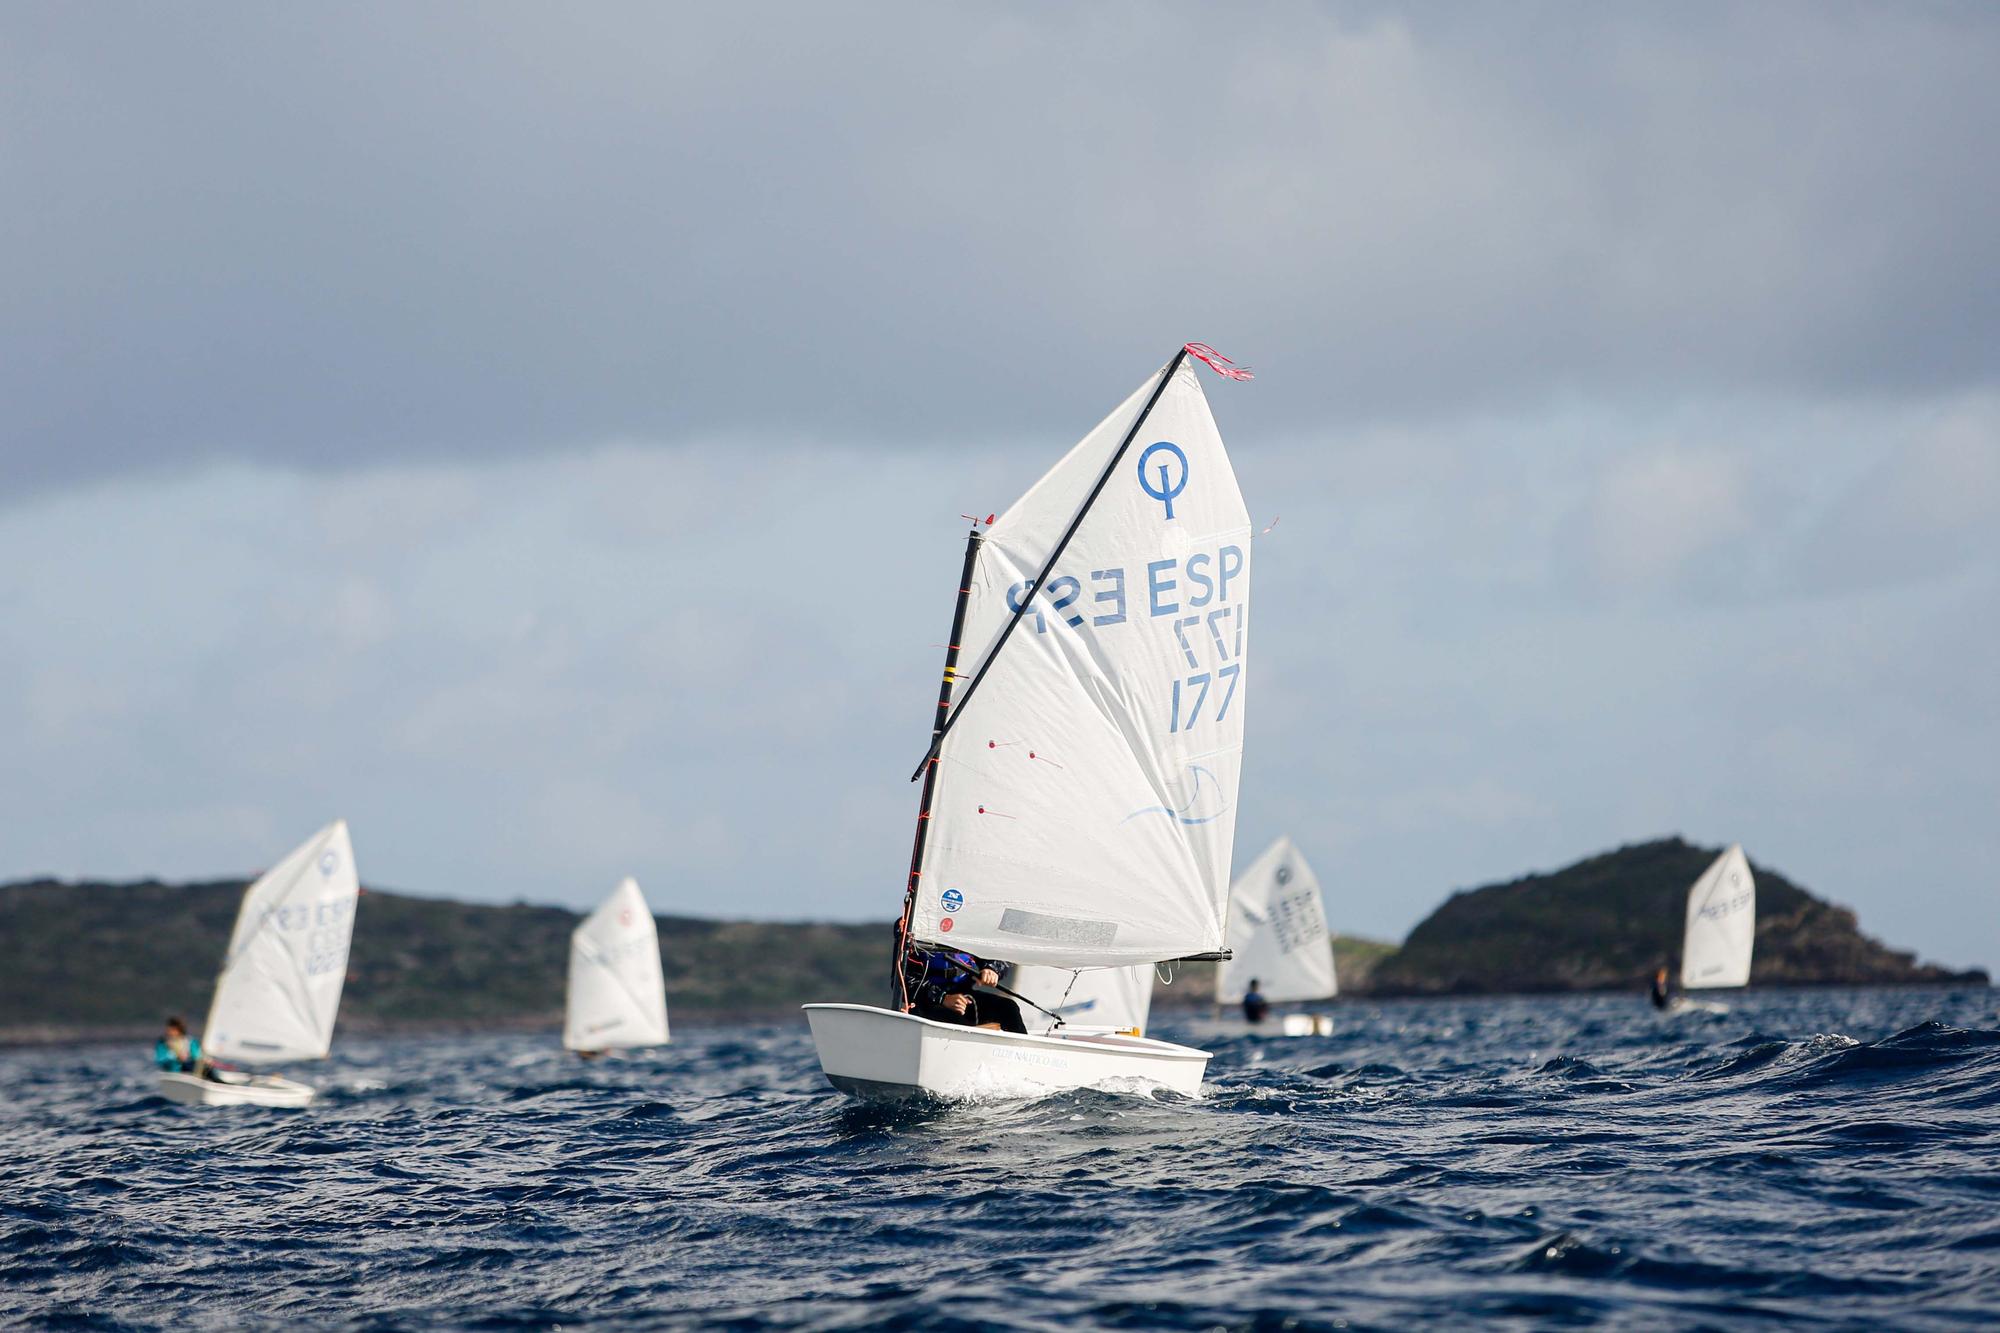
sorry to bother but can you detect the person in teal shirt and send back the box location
[153,1016,201,1072]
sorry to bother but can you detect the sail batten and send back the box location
[906,357,1252,969]
[1681,845,1755,990]
[1219,836,1337,1004]
[203,820,358,1066]
[565,878,671,1050]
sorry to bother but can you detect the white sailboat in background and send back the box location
[157,820,359,1108]
[1671,844,1756,1014]
[564,877,671,1055]
[1219,835,1338,1036]
[806,344,1255,1100]
[1010,963,1154,1035]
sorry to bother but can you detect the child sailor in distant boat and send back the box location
[155,820,360,1108]
[1659,845,1756,1016]
[1218,837,1337,1031]
[154,1016,202,1073]
[901,944,1027,1033]
[563,878,671,1058]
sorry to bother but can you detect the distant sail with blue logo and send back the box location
[1681,845,1755,989]
[1219,835,1336,1004]
[202,820,359,1064]
[907,358,1252,968]
[1010,963,1155,1032]
[565,877,671,1050]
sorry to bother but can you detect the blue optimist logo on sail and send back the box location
[940,888,964,914]
[1136,441,1189,520]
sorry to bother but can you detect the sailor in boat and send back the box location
[153,1016,202,1074]
[1649,965,1673,1010]
[902,943,1028,1034]
[1241,979,1270,1025]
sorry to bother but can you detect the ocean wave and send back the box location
[2,987,1996,1330]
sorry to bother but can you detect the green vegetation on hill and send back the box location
[1367,836,1986,996]
[0,878,887,1041]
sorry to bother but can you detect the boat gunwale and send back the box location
[801,1002,1211,1063]
[155,1068,317,1107]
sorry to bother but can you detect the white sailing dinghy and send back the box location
[1219,836,1338,1036]
[157,820,359,1108]
[806,344,1255,1100]
[1010,963,1155,1035]
[564,877,671,1055]
[1671,844,1756,1015]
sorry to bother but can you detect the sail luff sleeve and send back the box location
[907,345,1191,782]
[893,525,987,1010]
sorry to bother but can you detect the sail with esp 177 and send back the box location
[806,343,1256,1100]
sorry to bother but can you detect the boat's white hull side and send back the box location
[156,1069,316,1108]
[804,1003,1209,1101]
[1279,1013,1336,1038]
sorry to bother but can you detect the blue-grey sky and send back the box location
[3,4,1995,970]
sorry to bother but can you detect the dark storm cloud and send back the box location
[3,2,1996,499]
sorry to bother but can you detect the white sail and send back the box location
[564,877,671,1050]
[908,359,1252,967]
[1681,844,1755,990]
[1010,963,1154,1032]
[1218,835,1337,1004]
[203,820,359,1065]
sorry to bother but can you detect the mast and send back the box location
[892,524,986,1010]
[908,345,1193,781]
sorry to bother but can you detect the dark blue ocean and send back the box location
[4,988,1997,1330]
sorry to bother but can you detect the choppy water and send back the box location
[3,987,1998,1330]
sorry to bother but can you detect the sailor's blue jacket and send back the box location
[154,1036,201,1072]
[901,946,990,1010]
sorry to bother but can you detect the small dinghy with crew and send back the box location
[1219,835,1338,1036]
[805,344,1257,1101]
[564,877,671,1058]
[157,820,359,1108]
[1659,844,1756,1016]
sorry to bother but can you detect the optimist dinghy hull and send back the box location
[156,1069,316,1108]
[804,1003,1209,1101]
[1279,1013,1336,1038]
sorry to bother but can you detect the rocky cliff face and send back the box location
[1365,837,1986,996]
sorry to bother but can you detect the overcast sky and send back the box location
[3,3,1995,971]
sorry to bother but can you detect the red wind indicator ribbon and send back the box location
[1183,343,1254,381]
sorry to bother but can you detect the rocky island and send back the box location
[1365,836,1986,996]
